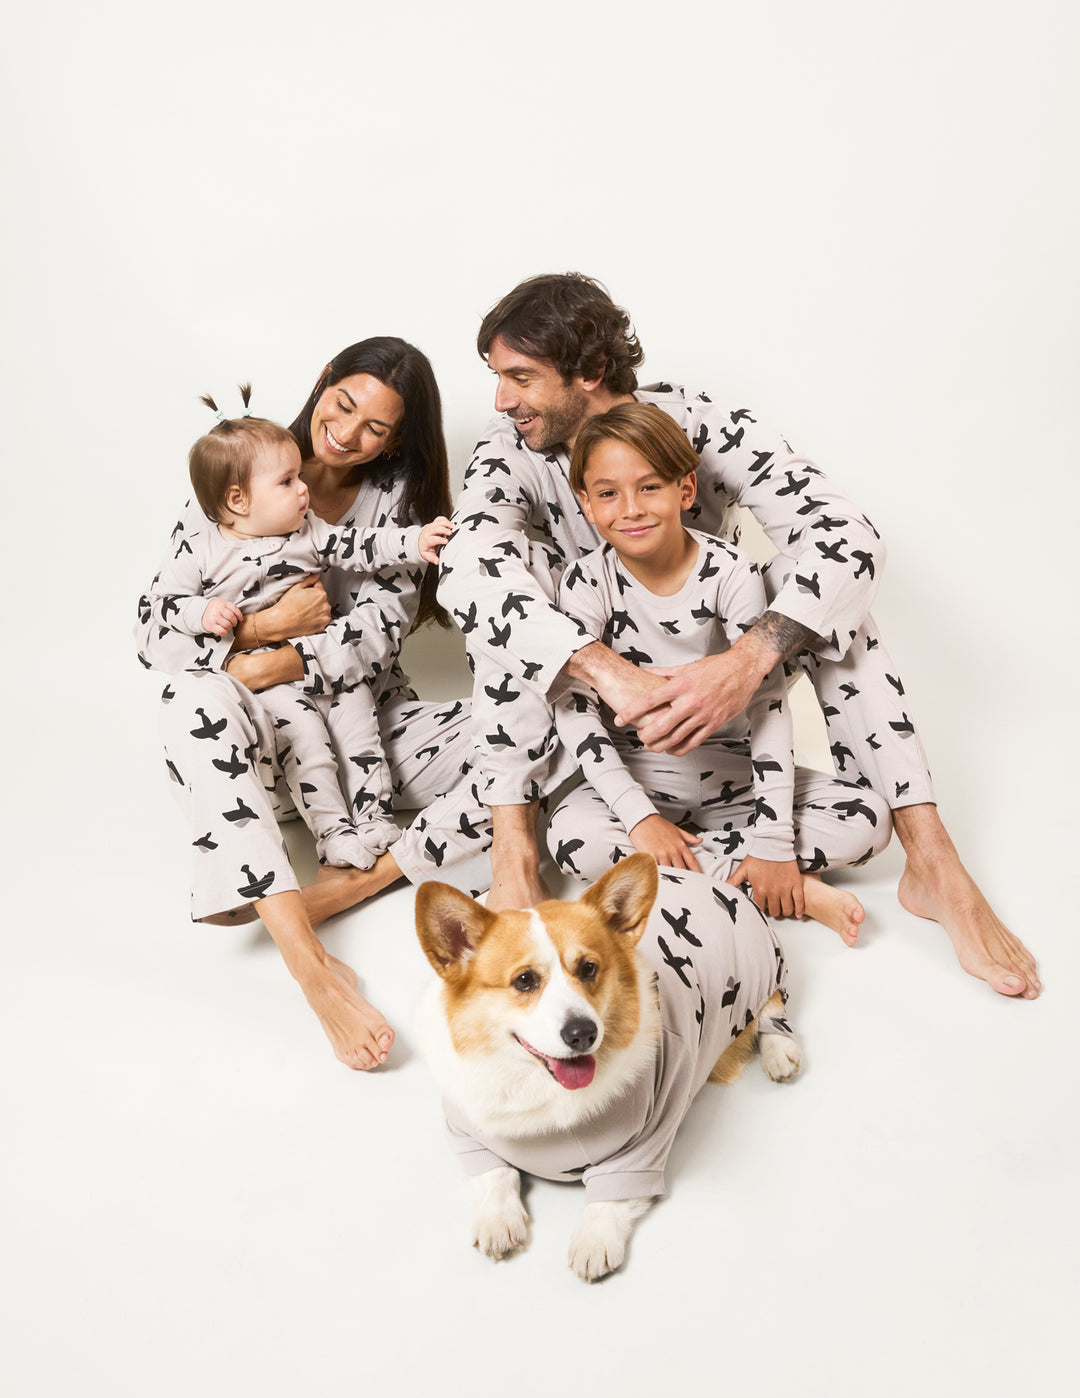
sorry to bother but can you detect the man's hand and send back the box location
[201,597,243,637]
[565,642,669,717]
[629,814,703,872]
[615,647,768,755]
[727,855,805,919]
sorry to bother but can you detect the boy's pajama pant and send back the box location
[546,745,892,886]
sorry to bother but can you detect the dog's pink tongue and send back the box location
[551,1054,596,1090]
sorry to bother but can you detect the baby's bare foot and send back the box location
[801,874,864,947]
[300,958,394,1070]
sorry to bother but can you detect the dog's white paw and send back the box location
[567,1198,651,1282]
[470,1167,529,1260]
[760,1033,802,1082]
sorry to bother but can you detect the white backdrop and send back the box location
[4,3,1078,1395]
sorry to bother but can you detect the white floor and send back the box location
[5,621,1076,1398]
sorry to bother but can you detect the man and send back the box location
[438,272,1039,999]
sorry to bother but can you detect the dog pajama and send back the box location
[439,384,935,817]
[548,532,891,886]
[442,867,794,1204]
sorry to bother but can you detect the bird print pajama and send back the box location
[439,384,935,820]
[137,486,495,921]
[547,533,891,888]
[149,513,438,869]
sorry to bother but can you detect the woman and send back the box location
[137,339,492,1070]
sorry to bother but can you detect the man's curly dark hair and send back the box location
[477,273,644,394]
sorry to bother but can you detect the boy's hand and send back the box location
[201,598,243,637]
[419,516,454,564]
[727,856,804,918]
[629,814,703,872]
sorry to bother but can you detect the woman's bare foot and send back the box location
[256,888,395,1069]
[801,874,864,946]
[301,853,403,930]
[299,957,394,1070]
[894,806,1040,999]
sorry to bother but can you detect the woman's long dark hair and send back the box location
[290,337,451,628]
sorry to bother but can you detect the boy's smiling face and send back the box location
[577,438,697,569]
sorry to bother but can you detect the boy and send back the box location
[549,402,891,941]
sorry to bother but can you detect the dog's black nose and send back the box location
[561,1017,597,1053]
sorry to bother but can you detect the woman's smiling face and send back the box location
[309,373,405,469]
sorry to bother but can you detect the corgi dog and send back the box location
[415,852,800,1282]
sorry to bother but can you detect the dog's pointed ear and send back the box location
[415,882,495,978]
[579,853,658,946]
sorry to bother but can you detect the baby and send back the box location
[150,387,451,869]
[548,401,890,942]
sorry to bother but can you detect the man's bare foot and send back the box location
[301,854,403,930]
[299,957,394,1070]
[894,806,1040,999]
[801,874,864,946]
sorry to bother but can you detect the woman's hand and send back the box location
[418,516,454,565]
[629,814,703,872]
[259,574,332,642]
[225,645,305,692]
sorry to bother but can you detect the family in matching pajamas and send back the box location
[136,279,1040,1072]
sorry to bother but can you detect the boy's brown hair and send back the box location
[188,385,295,524]
[570,401,699,495]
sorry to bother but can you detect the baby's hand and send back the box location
[629,814,703,873]
[201,597,243,637]
[727,856,804,919]
[419,516,454,564]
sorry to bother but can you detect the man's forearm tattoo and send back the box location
[754,611,823,664]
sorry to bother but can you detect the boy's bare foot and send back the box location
[894,806,1040,999]
[801,874,864,946]
[298,957,394,1070]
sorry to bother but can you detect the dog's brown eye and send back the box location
[578,959,598,982]
[512,970,540,993]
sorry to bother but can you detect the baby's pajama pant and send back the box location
[256,678,398,870]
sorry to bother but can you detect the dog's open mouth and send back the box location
[516,1036,596,1090]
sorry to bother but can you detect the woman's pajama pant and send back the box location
[161,669,496,921]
